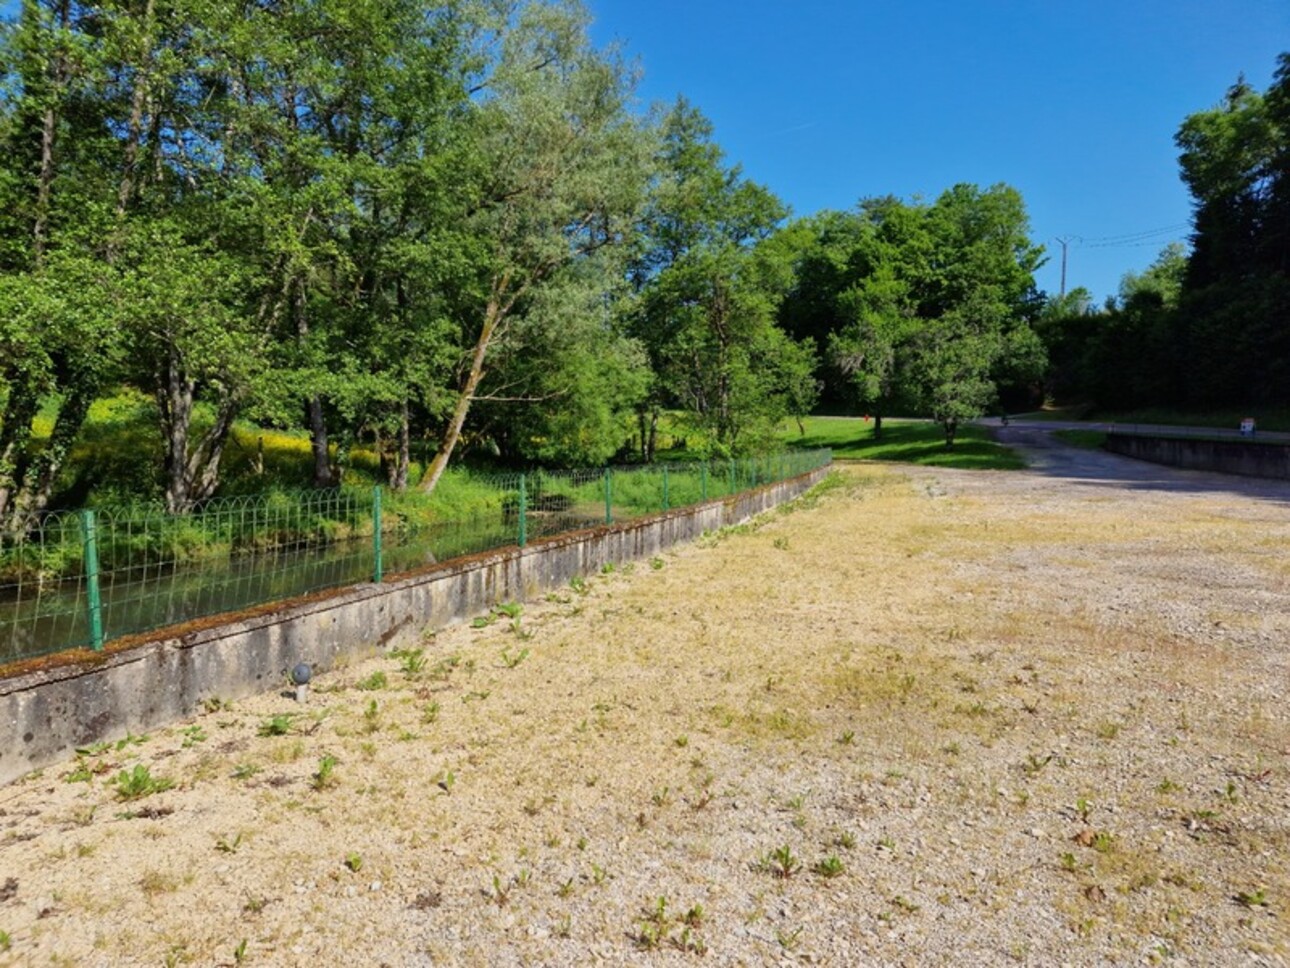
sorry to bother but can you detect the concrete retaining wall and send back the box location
[1105,433,1290,480]
[0,466,829,785]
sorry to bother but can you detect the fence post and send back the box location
[603,468,613,524]
[701,463,708,502]
[372,486,383,583]
[662,466,669,510]
[80,510,104,651]
[518,474,528,548]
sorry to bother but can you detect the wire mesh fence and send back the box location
[0,449,830,664]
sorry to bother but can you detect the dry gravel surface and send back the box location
[1,446,1289,967]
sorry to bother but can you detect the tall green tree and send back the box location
[417,0,653,493]
[629,99,815,457]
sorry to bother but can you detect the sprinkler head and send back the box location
[291,662,313,686]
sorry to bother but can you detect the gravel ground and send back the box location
[0,442,1287,967]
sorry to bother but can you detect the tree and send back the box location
[629,99,816,457]
[418,0,652,493]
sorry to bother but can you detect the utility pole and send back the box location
[1053,236,1080,297]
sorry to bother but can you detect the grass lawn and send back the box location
[1052,429,1107,449]
[781,416,1025,470]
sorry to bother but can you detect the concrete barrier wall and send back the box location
[0,466,829,785]
[1105,433,1290,480]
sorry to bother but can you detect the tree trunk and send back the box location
[5,385,94,531]
[419,273,517,495]
[307,395,334,488]
[0,381,40,530]
[31,0,70,263]
[389,399,410,491]
[873,412,883,440]
[159,347,239,513]
[943,418,957,448]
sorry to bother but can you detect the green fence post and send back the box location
[662,466,669,510]
[603,468,613,524]
[372,486,383,583]
[518,474,528,548]
[701,463,708,502]
[81,510,104,651]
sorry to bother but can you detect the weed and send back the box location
[576,836,588,851]
[758,844,802,879]
[813,855,845,878]
[0,931,11,952]
[65,759,97,783]
[421,701,441,725]
[838,730,855,745]
[232,763,261,781]
[257,714,294,737]
[501,647,530,669]
[570,576,588,594]
[490,874,511,906]
[344,852,363,873]
[180,725,207,748]
[312,754,338,791]
[1060,852,1077,873]
[835,831,857,850]
[215,833,244,854]
[436,770,455,794]
[651,786,673,808]
[114,765,174,801]
[591,863,608,885]
[471,613,498,629]
[1092,831,1115,854]
[775,926,803,950]
[362,699,381,732]
[557,878,575,899]
[772,537,789,550]
[232,939,247,965]
[357,671,387,691]
[1235,888,1268,908]
[1157,778,1181,794]
[555,916,572,939]
[395,649,427,677]
[1022,753,1053,776]
[600,561,616,575]
[650,556,665,570]
[674,734,689,748]
[1095,721,1121,740]
[1075,797,1092,823]
[877,836,895,851]
[1223,780,1239,803]
[462,690,491,703]
[891,895,920,914]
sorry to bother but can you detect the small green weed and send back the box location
[758,844,802,879]
[813,855,845,878]
[501,647,530,669]
[114,765,174,801]
[312,754,338,791]
[357,671,387,691]
[257,714,294,737]
[344,852,363,873]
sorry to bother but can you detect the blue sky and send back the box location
[587,0,1289,303]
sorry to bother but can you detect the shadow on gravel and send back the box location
[997,426,1290,507]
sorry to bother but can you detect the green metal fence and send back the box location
[0,450,830,664]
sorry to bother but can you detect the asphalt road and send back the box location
[981,418,1290,504]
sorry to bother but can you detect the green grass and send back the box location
[781,417,1024,470]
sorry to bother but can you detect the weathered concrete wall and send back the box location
[1105,433,1290,480]
[0,466,829,785]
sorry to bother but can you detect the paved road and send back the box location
[980,418,1290,504]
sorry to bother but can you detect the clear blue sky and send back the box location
[587,0,1288,304]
